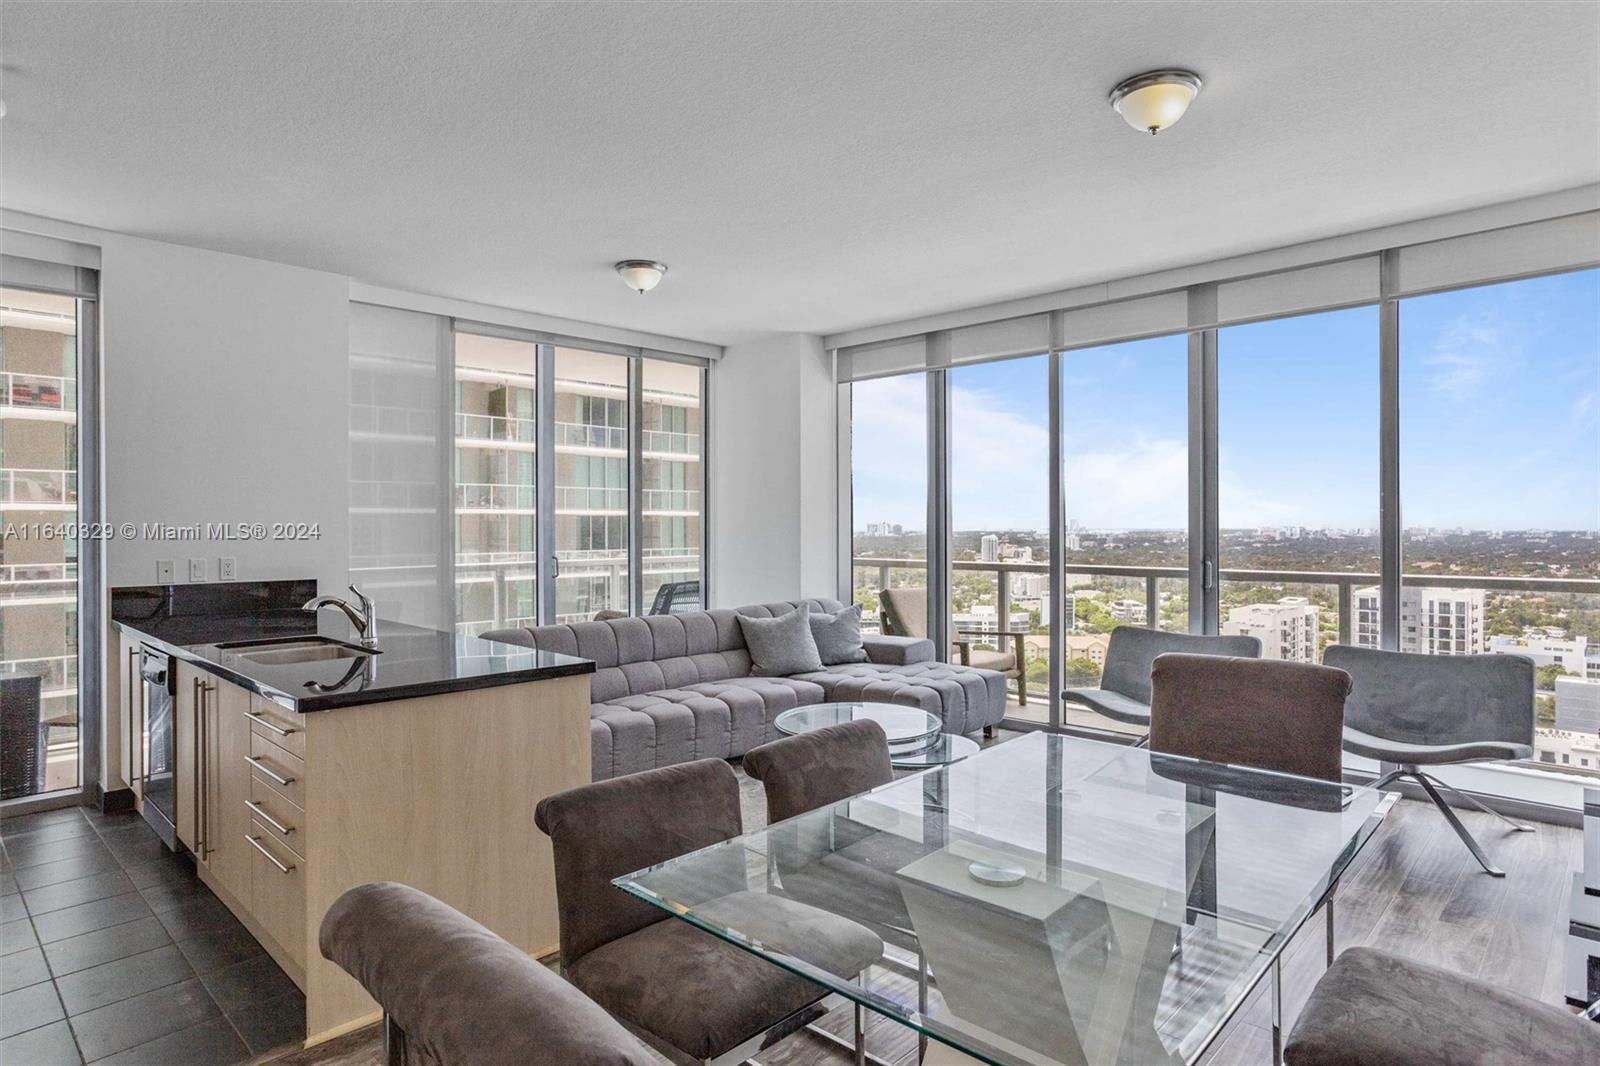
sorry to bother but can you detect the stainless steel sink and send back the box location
[216,636,377,665]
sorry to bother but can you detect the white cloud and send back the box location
[1424,315,1521,403]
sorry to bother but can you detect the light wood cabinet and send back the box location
[168,667,590,1048]
[174,662,201,850]
[207,681,254,905]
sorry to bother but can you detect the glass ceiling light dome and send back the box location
[1109,69,1203,135]
[616,260,668,294]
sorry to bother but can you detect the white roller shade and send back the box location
[349,302,450,629]
[838,335,929,382]
[947,314,1051,365]
[1398,211,1600,296]
[1212,257,1379,327]
[1055,291,1189,351]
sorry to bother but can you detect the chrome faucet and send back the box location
[302,585,379,647]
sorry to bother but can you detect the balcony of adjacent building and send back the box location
[0,370,78,423]
[453,411,700,461]
[0,468,78,510]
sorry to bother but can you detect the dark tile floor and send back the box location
[1,805,304,1065]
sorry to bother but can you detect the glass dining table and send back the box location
[615,732,1395,1066]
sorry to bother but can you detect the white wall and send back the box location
[710,333,836,606]
[98,234,350,590]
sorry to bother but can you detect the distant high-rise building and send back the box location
[979,534,999,562]
[1223,597,1319,662]
[1556,677,1600,734]
[1351,586,1488,655]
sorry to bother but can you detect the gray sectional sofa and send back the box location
[483,598,1008,781]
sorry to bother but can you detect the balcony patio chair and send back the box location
[1322,645,1536,878]
[648,580,701,615]
[535,758,883,1066]
[1062,625,1262,742]
[319,881,658,1066]
[879,586,1030,707]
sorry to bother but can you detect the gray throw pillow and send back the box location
[810,604,869,666]
[737,606,825,676]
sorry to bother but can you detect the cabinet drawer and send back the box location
[246,777,307,861]
[245,696,305,759]
[246,821,306,969]
[246,733,306,809]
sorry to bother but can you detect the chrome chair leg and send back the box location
[1325,892,1335,967]
[1421,771,1535,833]
[1270,955,1284,1066]
[1414,772,1505,877]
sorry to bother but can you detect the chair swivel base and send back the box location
[1373,764,1533,877]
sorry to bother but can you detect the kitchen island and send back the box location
[112,583,595,1046]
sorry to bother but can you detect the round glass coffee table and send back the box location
[773,702,941,749]
[888,733,981,769]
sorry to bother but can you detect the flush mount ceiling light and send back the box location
[1109,69,1203,135]
[615,260,668,294]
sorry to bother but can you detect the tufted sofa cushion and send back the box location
[482,599,1008,780]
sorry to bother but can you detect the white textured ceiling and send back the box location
[3,1,1597,346]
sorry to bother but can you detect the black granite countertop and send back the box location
[112,582,592,713]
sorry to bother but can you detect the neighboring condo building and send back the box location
[1223,596,1320,662]
[1352,585,1488,655]
[1556,677,1600,734]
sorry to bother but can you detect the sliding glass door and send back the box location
[0,284,94,799]
[1217,306,1380,662]
[1398,270,1600,785]
[950,355,1050,722]
[850,373,929,634]
[449,327,707,632]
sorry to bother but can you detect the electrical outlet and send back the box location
[156,560,174,583]
[218,557,236,581]
[188,558,207,582]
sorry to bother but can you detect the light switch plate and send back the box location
[218,557,236,581]
[156,560,174,583]
[188,558,207,582]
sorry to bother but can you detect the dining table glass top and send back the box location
[614,732,1392,1066]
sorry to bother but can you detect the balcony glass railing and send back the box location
[0,562,79,602]
[642,429,700,455]
[0,654,77,696]
[555,486,628,511]
[642,488,700,512]
[0,468,78,507]
[455,412,536,444]
[455,482,536,511]
[1,371,77,413]
[555,422,627,450]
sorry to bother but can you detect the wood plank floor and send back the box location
[267,745,1581,1066]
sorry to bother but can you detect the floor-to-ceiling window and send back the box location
[836,214,1599,809]
[641,359,704,612]
[441,328,706,632]
[1060,334,1189,734]
[851,373,929,633]
[950,355,1050,721]
[453,332,538,635]
[1399,269,1600,784]
[0,284,92,799]
[1218,306,1380,662]
[554,347,630,622]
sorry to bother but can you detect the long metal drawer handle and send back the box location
[245,712,297,738]
[245,756,296,787]
[245,834,295,874]
[245,800,295,836]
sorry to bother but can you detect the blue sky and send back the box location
[853,269,1599,533]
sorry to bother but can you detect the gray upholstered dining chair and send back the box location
[1286,946,1600,1065]
[319,881,658,1066]
[880,586,1028,711]
[1065,625,1262,739]
[1149,653,1351,782]
[744,718,895,824]
[1322,645,1536,878]
[534,758,883,1066]
[743,717,936,1062]
[1149,652,1353,1064]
